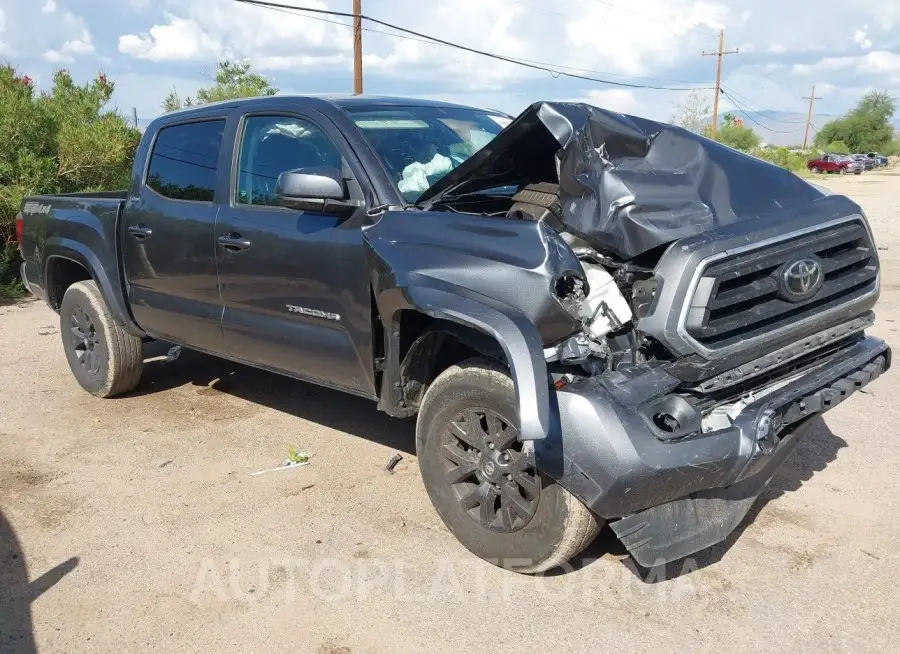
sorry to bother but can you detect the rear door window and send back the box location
[146,120,225,202]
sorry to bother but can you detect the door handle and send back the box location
[218,233,252,252]
[128,224,153,240]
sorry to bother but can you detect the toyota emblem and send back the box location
[779,257,824,302]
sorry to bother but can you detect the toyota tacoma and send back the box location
[17,96,889,571]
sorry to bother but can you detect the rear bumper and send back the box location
[535,336,889,565]
[20,260,45,301]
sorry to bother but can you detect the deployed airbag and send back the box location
[419,102,828,259]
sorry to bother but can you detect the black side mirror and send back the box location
[275,166,359,215]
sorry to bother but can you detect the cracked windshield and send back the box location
[344,106,512,201]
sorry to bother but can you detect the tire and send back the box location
[59,280,143,397]
[810,166,820,174]
[416,359,602,574]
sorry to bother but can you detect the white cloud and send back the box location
[854,26,872,50]
[119,15,221,61]
[42,29,95,63]
[118,0,351,68]
[42,49,71,63]
[0,1,96,61]
[570,89,639,114]
[793,50,900,77]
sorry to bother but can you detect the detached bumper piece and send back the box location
[610,340,888,567]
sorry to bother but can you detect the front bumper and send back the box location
[535,336,889,565]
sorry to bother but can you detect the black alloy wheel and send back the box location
[440,407,540,533]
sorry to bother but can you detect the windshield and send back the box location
[343,105,511,202]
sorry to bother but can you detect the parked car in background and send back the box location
[852,154,876,170]
[866,152,889,167]
[807,154,863,174]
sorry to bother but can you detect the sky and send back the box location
[2,0,899,135]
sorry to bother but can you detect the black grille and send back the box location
[685,220,878,350]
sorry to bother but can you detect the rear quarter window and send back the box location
[146,120,225,202]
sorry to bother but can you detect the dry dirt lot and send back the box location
[2,172,900,653]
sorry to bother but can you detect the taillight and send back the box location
[15,213,24,253]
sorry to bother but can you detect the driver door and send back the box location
[215,111,375,397]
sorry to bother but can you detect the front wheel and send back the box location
[416,359,602,573]
[59,280,143,397]
[810,166,820,174]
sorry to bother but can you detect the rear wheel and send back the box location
[810,166,820,174]
[416,359,602,573]
[59,280,143,397]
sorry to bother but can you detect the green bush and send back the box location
[0,242,24,300]
[748,146,809,173]
[0,64,139,291]
[717,124,760,151]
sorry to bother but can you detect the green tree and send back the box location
[0,64,139,297]
[814,91,896,152]
[163,60,277,112]
[823,140,850,153]
[710,114,760,150]
[672,90,711,134]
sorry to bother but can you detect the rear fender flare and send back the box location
[43,238,143,336]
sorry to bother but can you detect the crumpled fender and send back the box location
[365,210,585,441]
[403,284,550,442]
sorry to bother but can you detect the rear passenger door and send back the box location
[122,118,228,351]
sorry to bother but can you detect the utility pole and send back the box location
[802,85,823,151]
[702,29,739,137]
[353,0,363,95]
[132,107,138,129]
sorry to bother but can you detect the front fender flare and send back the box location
[393,285,551,442]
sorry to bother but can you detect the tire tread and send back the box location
[418,358,602,574]
[61,280,143,397]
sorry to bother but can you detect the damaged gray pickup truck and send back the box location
[18,96,890,572]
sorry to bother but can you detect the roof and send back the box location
[155,94,499,123]
[322,94,491,111]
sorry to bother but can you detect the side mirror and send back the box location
[275,166,352,213]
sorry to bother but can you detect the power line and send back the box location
[719,90,800,135]
[234,0,714,91]
[720,85,808,125]
[359,21,713,87]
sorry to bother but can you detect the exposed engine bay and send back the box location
[406,102,878,436]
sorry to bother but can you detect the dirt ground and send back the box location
[2,172,899,653]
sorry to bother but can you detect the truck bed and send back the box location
[19,192,128,318]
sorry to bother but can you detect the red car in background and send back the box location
[807,154,864,174]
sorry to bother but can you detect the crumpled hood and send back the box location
[418,101,830,260]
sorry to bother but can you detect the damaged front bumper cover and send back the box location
[535,336,890,567]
